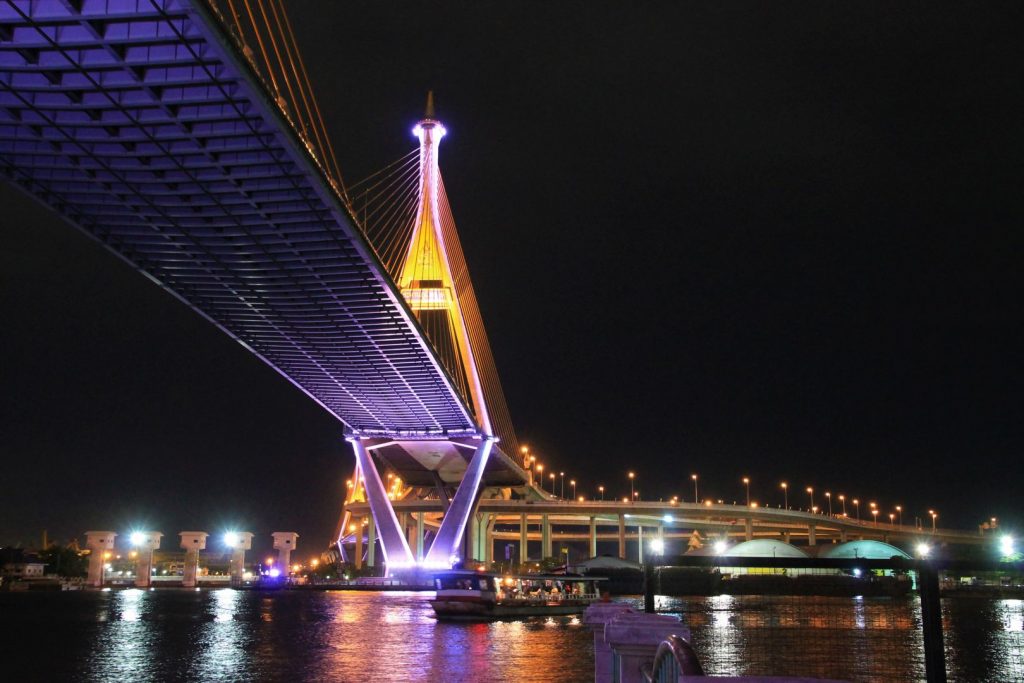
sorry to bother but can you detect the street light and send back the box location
[852,499,860,522]
[780,482,788,510]
[806,487,814,511]
[895,505,902,527]
[838,494,846,516]
[570,479,576,500]
[598,485,605,501]
[691,474,699,504]
[871,509,879,526]
[825,492,832,516]
[929,510,937,533]
[629,472,635,502]
[889,513,895,526]
[560,472,565,499]
[549,472,555,494]
[742,477,750,507]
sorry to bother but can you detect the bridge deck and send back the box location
[0,0,479,437]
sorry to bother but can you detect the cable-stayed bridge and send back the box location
[0,0,527,571]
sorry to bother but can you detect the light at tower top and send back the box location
[413,90,446,141]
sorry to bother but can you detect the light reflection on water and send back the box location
[0,591,1021,682]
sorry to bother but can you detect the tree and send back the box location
[38,545,87,577]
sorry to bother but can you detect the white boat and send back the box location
[430,571,604,620]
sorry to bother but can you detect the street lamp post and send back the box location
[742,477,750,507]
[691,474,698,504]
[536,464,544,492]
[629,472,635,503]
[780,482,788,510]
[929,510,937,533]
[806,487,815,511]
[853,498,860,521]
[570,479,576,500]
[549,472,555,495]
[895,505,902,527]
[871,509,879,527]
[889,513,895,526]
[825,492,832,516]
[560,472,565,499]
[598,485,605,501]
[838,494,846,516]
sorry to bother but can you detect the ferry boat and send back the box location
[430,571,604,620]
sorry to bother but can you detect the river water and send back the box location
[0,589,1020,682]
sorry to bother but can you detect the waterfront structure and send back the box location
[84,531,117,588]
[225,532,254,584]
[271,532,298,571]
[179,532,208,588]
[130,531,162,588]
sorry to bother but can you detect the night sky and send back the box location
[2,2,1022,555]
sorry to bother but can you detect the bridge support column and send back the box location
[782,531,791,544]
[367,514,377,567]
[416,513,425,562]
[618,514,626,559]
[637,525,644,562]
[542,515,552,558]
[179,532,207,588]
[744,518,753,542]
[519,514,529,565]
[589,517,597,558]
[424,438,495,568]
[484,515,494,565]
[85,531,117,588]
[348,438,414,571]
[808,524,817,546]
[840,528,847,543]
[353,517,363,570]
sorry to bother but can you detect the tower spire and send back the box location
[425,90,435,118]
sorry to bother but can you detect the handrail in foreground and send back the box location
[641,634,706,682]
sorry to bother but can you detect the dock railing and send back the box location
[640,555,1024,683]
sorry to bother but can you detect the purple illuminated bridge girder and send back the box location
[0,0,492,438]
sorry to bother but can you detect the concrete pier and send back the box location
[179,532,208,588]
[272,532,298,571]
[85,531,117,587]
[226,532,254,584]
[130,531,162,587]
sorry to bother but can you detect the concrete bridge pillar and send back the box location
[484,515,494,565]
[85,531,117,588]
[744,518,753,542]
[519,514,528,565]
[637,525,644,562]
[589,517,598,558]
[618,514,626,559]
[542,515,552,558]
[840,528,848,543]
[416,512,425,562]
[353,517,363,570]
[272,532,298,572]
[179,532,208,588]
[782,531,791,544]
[131,531,162,588]
[808,524,817,547]
[367,514,377,567]
[226,532,254,584]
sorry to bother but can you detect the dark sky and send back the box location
[2,2,1023,555]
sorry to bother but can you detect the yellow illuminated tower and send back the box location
[398,93,491,434]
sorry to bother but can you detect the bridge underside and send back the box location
[365,436,526,488]
[0,0,501,441]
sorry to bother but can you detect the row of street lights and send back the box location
[521,447,948,530]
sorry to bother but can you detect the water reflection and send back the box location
[0,591,1021,681]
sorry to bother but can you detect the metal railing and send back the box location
[641,634,706,682]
